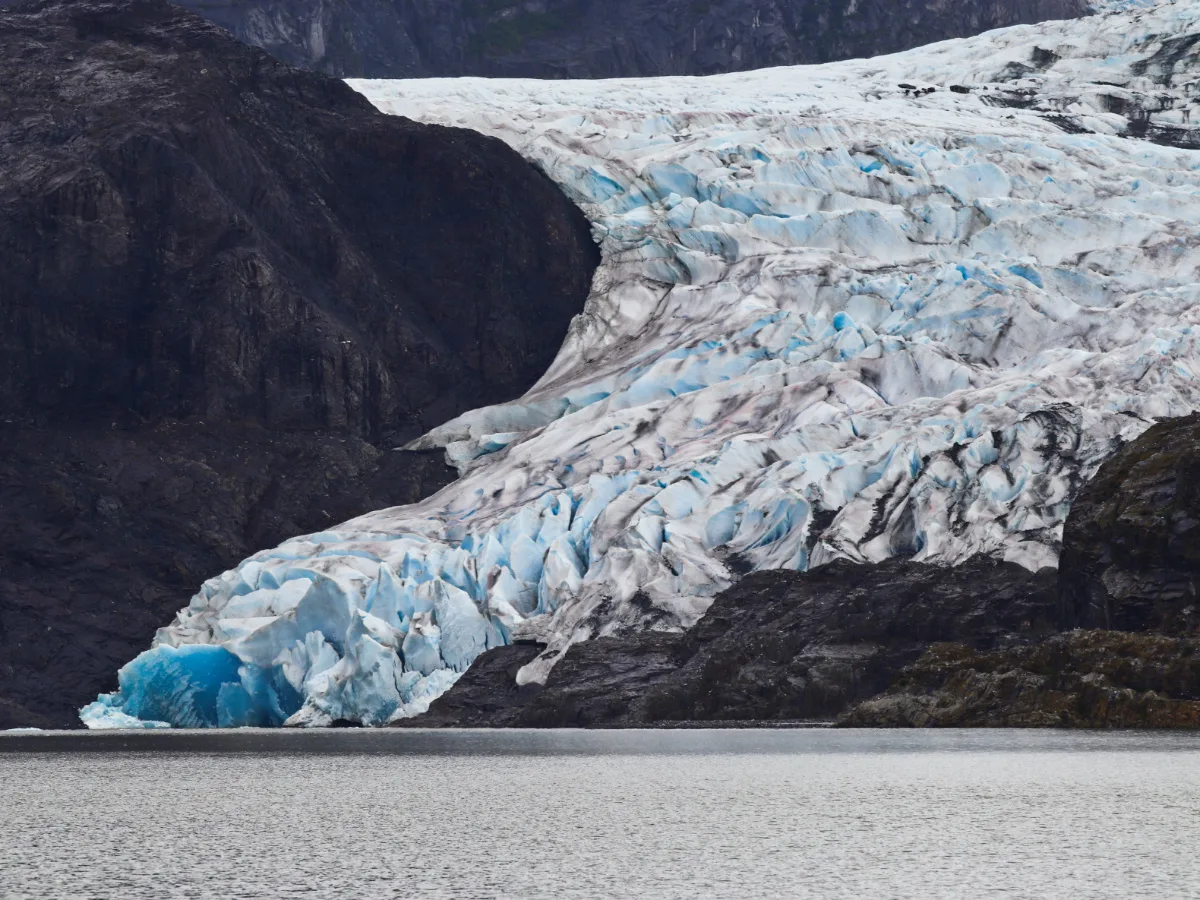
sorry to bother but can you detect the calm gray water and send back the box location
[1,729,1198,899]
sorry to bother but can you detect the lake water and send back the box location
[1,729,1198,899]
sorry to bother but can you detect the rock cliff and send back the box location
[404,557,1060,727]
[86,0,1094,79]
[1059,412,1200,636]
[0,0,598,728]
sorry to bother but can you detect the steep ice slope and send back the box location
[86,0,1200,727]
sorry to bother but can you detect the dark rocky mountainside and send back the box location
[412,414,1200,729]
[89,0,1094,80]
[0,0,598,728]
[404,557,1060,727]
[1059,412,1200,636]
[0,0,598,444]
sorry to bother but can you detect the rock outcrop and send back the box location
[79,0,1094,80]
[0,0,598,728]
[837,631,1200,727]
[412,414,1200,729]
[839,413,1200,727]
[1059,412,1200,636]
[403,558,1059,727]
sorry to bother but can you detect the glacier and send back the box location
[84,0,1200,727]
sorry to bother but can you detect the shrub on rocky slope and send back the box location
[837,631,1200,728]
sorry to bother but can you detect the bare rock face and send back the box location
[0,0,598,443]
[405,641,548,728]
[1059,413,1200,636]
[837,631,1200,728]
[402,557,1059,727]
[0,0,598,728]
[85,0,1094,80]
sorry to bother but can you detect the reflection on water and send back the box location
[2,729,1198,899]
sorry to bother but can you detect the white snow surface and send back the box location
[86,0,1200,726]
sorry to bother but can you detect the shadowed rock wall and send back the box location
[0,0,598,727]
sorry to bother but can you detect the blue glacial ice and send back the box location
[86,0,1200,726]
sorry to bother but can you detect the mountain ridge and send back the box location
[11,0,1096,79]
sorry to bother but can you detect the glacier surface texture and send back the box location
[85,0,1200,727]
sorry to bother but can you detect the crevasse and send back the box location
[84,0,1200,727]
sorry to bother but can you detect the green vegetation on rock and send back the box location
[470,10,569,55]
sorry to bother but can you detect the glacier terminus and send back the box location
[83,0,1200,728]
